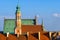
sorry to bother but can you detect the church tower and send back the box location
[15,0,22,37]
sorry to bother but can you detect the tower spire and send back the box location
[17,0,19,4]
[17,0,19,7]
[41,18,46,31]
[41,18,44,27]
[35,15,37,25]
[16,0,20,13]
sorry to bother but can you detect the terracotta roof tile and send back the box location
[22,25,43,33]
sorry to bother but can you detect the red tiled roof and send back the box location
[0,33,6,40]
[40,34,49,40]
[22,25,43,33]
[0,33,49,40]
[0,25,50,40]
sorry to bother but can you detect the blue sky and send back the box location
[0,0,60,31]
